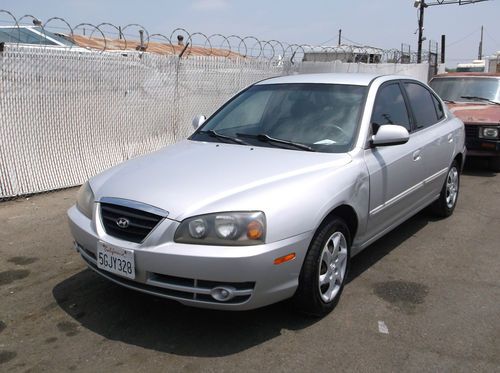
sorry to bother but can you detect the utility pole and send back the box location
[441,34,446,64]
[417,0,427,63]
[338,29,342,46]
[478,25,483,60]
[412,0,489,64]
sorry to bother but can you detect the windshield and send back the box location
[191,83,367,153]
[0,27,75,47]
[430,77,500,104]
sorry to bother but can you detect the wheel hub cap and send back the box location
[318,231,348,303]
[446,167,459,209]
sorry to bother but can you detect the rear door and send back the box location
[364,81,428,239]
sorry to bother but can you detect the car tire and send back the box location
[489,157,500,172]
[292,217,351,317]
[431,160,460,218]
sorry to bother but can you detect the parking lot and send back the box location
[0,159,499,372]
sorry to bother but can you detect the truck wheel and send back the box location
[431,160,460,218]
[293,217,350,317]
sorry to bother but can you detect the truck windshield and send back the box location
[430,77,500,104]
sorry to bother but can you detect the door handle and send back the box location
[413,150,421,161]
[447,133,454,143]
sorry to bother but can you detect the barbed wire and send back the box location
[0,9,430,63]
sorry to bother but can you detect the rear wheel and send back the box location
[293,217,350,317]
[489,157,500,172]
[431,160,460,218]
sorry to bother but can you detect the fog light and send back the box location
[210,286,235,302]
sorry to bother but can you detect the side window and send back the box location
[371,83,411,132]
[432,94,445,121]
[404,83,439,129]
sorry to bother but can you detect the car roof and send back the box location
[256,73,414,87]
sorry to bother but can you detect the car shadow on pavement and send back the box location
[462,158,497,177]
[52,269,318,357]
[348,211,430,282]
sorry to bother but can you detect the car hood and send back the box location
[90,140,352,220]
[448,102,500,125]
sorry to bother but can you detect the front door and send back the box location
[364,82,428,240]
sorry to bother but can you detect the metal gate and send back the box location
[428,40,439,80]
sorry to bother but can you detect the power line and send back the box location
[446,27,481,47]
[483,28,500,48]
[426,0,489,6]
[320,34,363,47]
[341,36,363,46]
[320,36,337,45]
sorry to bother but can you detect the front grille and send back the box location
[465,125,479,140]
[100,203,163,243]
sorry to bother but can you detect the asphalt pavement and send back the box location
[0,158,499,372]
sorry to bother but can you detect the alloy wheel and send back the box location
[318,231,348,303]
[446,166,459,209]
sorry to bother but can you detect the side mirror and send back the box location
[371,124,409,147]
[192,115,206,130]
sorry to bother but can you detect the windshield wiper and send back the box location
[200,130,249,145]
[237,133,315,152]
[460,96,500,105]
[443,99,456,104]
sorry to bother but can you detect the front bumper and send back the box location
[67,204,312,310]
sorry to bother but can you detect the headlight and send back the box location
[174,212,266,246]
[188,218,207,239]
[76,181,95,219]
[479,127,499,139]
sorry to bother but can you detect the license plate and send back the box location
[96,241,135,279]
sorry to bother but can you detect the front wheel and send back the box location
[292,217,350,317]
[431,160,460,218]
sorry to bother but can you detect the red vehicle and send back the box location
[429,73,500,171]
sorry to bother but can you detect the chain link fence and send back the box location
[0,10,436,199]
[0,45,285,198]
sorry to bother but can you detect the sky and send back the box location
[1,0,499,67]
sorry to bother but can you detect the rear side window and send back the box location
[404,83,439,129]
[371,83,411,132]
[432,94,445,120]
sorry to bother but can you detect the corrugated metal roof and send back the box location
[70,34,244,58]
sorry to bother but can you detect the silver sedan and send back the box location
[68,73,465,316]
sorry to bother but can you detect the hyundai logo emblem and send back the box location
[116,217,130,229]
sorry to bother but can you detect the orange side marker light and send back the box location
[274,253,296,265]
